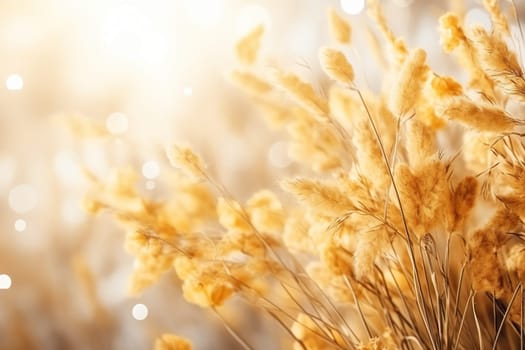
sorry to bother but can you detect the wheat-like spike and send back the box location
[166,144,207,179]
[438,97,517,132]
[229,70,273,96]
[281,178,355,217]
[273,71,329,116]
[482,0,510,36]
[328,8,351,45]
[405,118,437,169]
[155,334,192,350]
[235,24,265,65]
[470,26,525,101]
[389,48,428,117]
[319,47,354,84]
[367,0,408,67]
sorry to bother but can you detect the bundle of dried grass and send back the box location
[87,1,525,349]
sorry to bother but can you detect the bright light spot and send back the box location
[14,219,26,232]
[102,5,169,65]
[141,33,168,65]
[106,112,128,134]
[185,0,224,27]
[392,0,414,7]
[465,8,492,31]
[9,184,38,214]
[0,274,12,289]
[145,180,156,190]
[236,4,271,36]
[0,155,16,190]
[341,0,365,15]
[141,161,160,179]
[268,141,292,168]
[132,303,148,320]
[183,87,193,96]
[103,5,145,46]
[6,74,23,91]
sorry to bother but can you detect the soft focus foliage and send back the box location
[83,1,525,349]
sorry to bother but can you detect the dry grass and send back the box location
[87,1,525,349]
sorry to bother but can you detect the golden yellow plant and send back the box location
[319,47,355,84]
[87,1,525,349]
[155,334,192,350]
[328,8,351,45]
